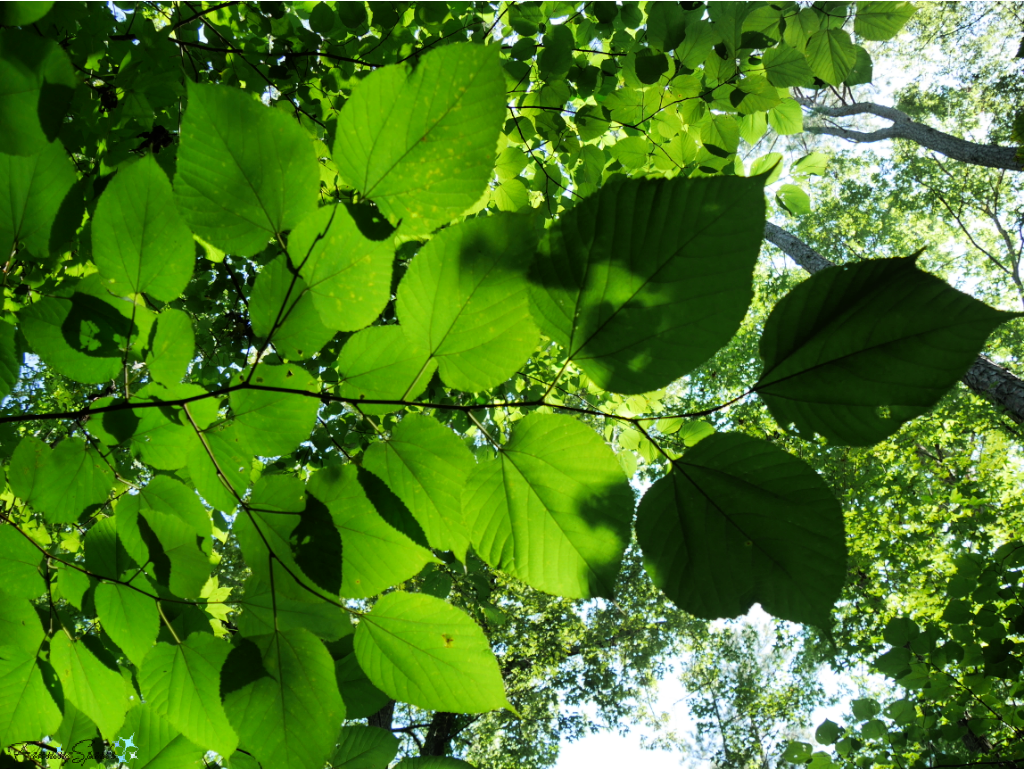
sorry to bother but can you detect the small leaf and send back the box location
[354,592,510,713]
[336,325,438,414]
[776,184,811,215]
[0,137,76,258]
[231,364,319,456]
[287,205,394,332]
[50,633,128,741]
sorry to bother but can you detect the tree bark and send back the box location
[763,223,1024,424]
[422,711,457,757]
[801,100,1022,171]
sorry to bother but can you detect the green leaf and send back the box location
[287,205,394,332]
[756,257,1020,446]
[94,582,159,668]
[395,759,477,769]
[646,1,687,51]
[187,422,253,513]
[0,590,45,653]
[18,286,145,385]
[132,476,211,539]
[805,29,857,86]
[0,138,76,258]
[761,42,815,87]
[491,178,530,212]
[250,253,335,361]
[0,322,17,399]
[776,183,811,215]
[792,151,828,177]
[354,592,510,713]
[397,213,541,392]
[330,725,400,769]
[308,463,438,598]
[10,436,114,523]
[636,433,845,626]
[851,697,881,720]
[0,526,44,599]
[231,364,319,456]
[495,147,528,182]
[363,414,476,560]
[222,629,344,769]
[334,42,505,230]
[854,1,915,41]
[0,29,76,156]
[781,740,813,763]
[117,702,209,769]
[336,325,437,415]
[749,152,784,184]
[85,515,139,582]
[139,633,239,759]
[139,509,212,599]
[609,136,649,169]
[174,82,319,257]
[0,3,53,25]
[332,637,390,719]
[236,574,349,640]
[529,176,764,394]
[464,414,633,598]
[92,155,194,302]
[50,633,128,741]
[538,23,574,80]
[146,309,196,384]
[0,645,63,749]
[238,473,343,597]
[816,718,842,745]
[768,98,803,135]
[844,44,873,86]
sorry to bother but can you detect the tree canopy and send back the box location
[1,2,1022,769]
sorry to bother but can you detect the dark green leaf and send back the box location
[755,257,1020,446]
[0,138,75,258]
[529,176,764,394]
[636,433,845,626]
[0,29,75,156]
[331,725,399,769]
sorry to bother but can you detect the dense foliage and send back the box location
[0,2,1020,769]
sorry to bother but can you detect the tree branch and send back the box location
[801,100,1022,171]
[764,223,1024,424]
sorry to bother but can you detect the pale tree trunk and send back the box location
[801,100,1022,171]
[763,222,1024,424]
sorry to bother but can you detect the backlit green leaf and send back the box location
[334,42,505,230]
[222,629,344,769]
[51,633,128,741]
[140,633,238,758]
[464,414,632,598]
[146,309,195,385]
[336,326,438,414]
[287,205,394,332]
[117,702,208,769]
[756,257,1020,446]
[174,82,319,256]
[0,645,62,749]
[806,29,857,86]
[397,213,541,392]
[236,574,349,640]
[636,433,845,626]
[231,364,319,456]
[354,592,510,713]
[331,725,400,769]
[0,590,45,653]
[10,436,114,523]
[0,138,75,258]
[93,155,194,302]
[529,176,764,394]
[94,582,159,668]
[0,29,75,156]
[363,414,475,560]
[308,463,438,598]
[250,253,335,361]
[187,422,253,513]
[0,525,43,599]
[854,1,916,41]
[761,43,814,87]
